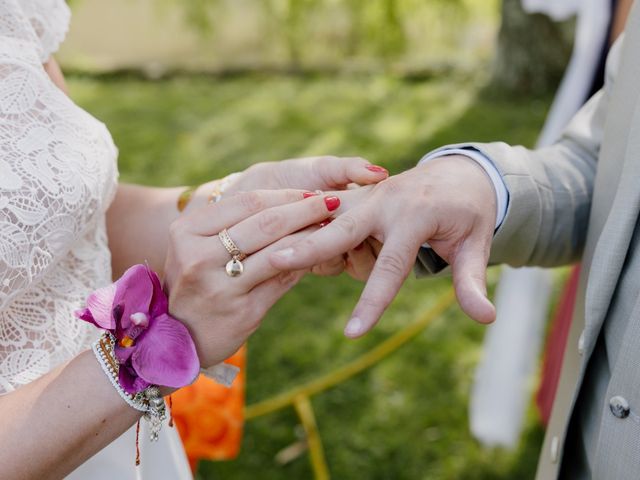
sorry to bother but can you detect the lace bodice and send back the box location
[0,0,119,394]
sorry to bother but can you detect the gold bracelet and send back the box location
[177,185,197,212]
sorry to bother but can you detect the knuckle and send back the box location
[240,191,267,213]
[294,237,319,260]
[277,270,299,287]
[359,294,388,312]
[257,210,286,236]
[311,156,338,183]
[285,189,303,203]
[203,285,222,304]
[333,214,359,238]
[180,259,201,285]
[376,251,409,279]
[322,257,346,275]
[168,218,185,242]
[175,252,211,287]
[344,155,367,166]
[374,178,400,195]
[311,264,325,276]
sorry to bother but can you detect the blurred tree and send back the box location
[490,0,573,96]
[343,0,406,61]
[158,0,467,69]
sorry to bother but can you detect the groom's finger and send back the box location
[450,233,495,324]
[343,234,420,338]
[235,230,314,289]
[269,207,373,271]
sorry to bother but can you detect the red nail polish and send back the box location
[324,196,340,212]
[354,242,365,251]
[303,192,318,199]
[366,165,388,175]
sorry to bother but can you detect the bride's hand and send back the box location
[344,237,382,281]
[236,156,389,276]
[221,155,389,194]
[164,189,339,368]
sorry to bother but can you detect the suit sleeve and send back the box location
[416,35,622,273]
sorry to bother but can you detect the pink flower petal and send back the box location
[75,307,97,326]
[114,265,155,329]
[147,267,169,318]
[84,283,117,330]
[132,313,199,388]
[114,343,135,364]
[119,363,151,394]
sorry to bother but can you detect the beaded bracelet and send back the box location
[92,332,167,441]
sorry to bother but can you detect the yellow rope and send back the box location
[293,395,331,480]
[245,288,456,419]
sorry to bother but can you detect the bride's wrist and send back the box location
[77,265,200,443]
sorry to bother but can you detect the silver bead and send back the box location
[225,258,244,277]
[145,386,160,399]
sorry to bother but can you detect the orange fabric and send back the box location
[171,345,246,471]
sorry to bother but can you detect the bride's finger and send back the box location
[186,189,307,236]
[223,194,339,257]
[246,269,307,321]
[225,229,314,289]
[345,242,376,281]
[368,238,383,258]
[311,256,346,276]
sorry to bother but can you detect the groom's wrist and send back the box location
[418,147,508,230]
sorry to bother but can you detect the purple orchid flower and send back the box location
[76,264,199,394]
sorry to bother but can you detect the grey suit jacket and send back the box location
[418,3,640,478]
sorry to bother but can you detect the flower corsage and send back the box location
[76,264,200,441]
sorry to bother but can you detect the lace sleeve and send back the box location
[20,0,71,62]
[0,0,115,310]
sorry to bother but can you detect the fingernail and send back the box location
[303,191,318,199]
[319,218,333,228]
[354,242,365,251]
[324,196,340,212]
[344,317,363,337]
[366,165,388,175]
[273,247,294,260]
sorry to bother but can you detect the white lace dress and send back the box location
[0,1,191,477]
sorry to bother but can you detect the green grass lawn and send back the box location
[69,73,553,479]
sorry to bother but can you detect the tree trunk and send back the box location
[490,0,574,96]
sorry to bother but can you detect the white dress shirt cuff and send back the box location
[419,148,509,230]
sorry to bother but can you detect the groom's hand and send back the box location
[269,155,499,337]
